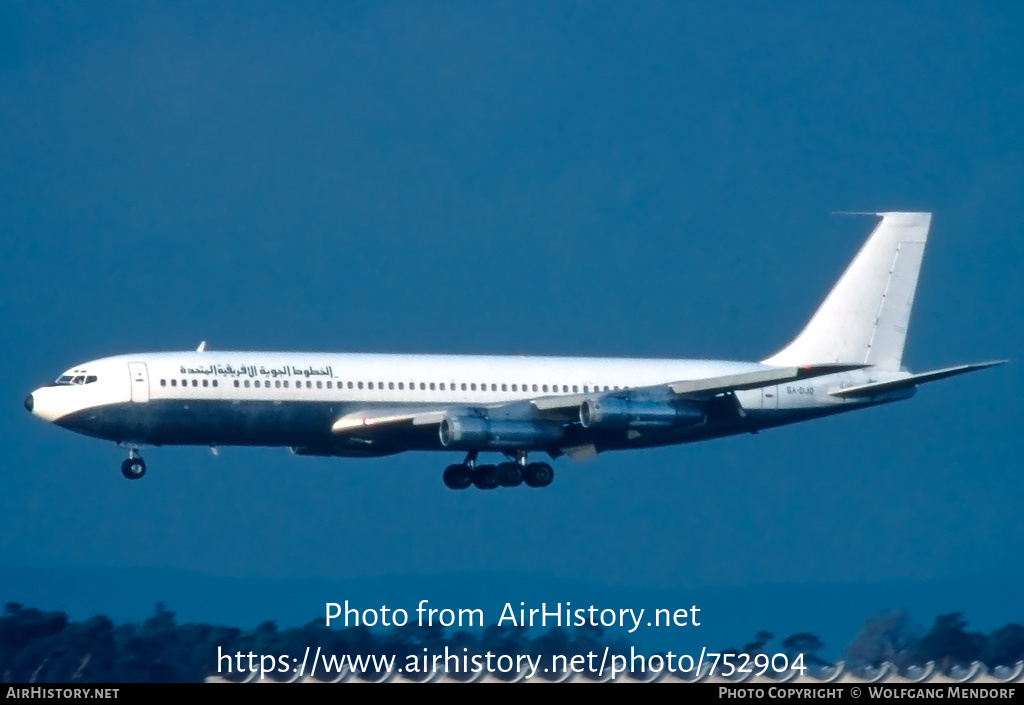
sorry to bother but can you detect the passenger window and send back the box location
[275,380,281,388]
[511,384,517,392]
[398,382,404,390]
[440,383,445,391]
[388,382,394,390]
[348,381,354,389]
[563,385,569,393]
[254,381,261,388]
[244,380,250,388]
[203,380,209,387]
[533,384,538,392]
[542,384,548,392]
[283,381,288,388]
[192,379,198,387]
[171,379,177,387]
[470,383,477,391]
[317,381,323,389]
[326,381,332,389]
[212,380,218,387]
[161,379,167,387]
[430,383,435,391]
[572,385,578,393]
[501,384,507,392]
[181,379,187,387]
[234,380,239,388]
[420,382,426,390]
[358,382,364,389]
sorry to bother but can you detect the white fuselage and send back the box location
[26,350,882,457]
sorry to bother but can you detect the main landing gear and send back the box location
[120,448,146,480]
[442,451,554,491]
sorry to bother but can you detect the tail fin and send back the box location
[763,212,931,370]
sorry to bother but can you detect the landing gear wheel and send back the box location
[121,457,146,480]
[471,464,499,490]
[524,462,553,488]
[497,462,523,487]
[443,464,472,490]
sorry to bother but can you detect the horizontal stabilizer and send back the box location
[829,361,1007,398]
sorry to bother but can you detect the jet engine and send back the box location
[438,415,564,449]
[579,395,704,429]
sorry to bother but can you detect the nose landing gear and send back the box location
[120,449,146,480]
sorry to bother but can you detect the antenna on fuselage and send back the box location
[196,341,207,352]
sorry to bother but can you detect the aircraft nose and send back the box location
[24,394,33,413]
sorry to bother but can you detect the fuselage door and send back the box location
[128,362,150,403]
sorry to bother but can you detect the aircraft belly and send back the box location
[55,400,345,447]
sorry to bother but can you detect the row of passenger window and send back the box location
[159,378,621,393]
[161,379,219,388]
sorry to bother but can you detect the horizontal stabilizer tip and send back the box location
[829,360,1007,398]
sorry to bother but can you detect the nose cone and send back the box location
[24,394,34,413]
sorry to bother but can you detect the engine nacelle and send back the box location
[439,415,564,449]
[579,395,704,430]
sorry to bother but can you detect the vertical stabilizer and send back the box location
[763,212,931,370]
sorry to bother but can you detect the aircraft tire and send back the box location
[443,464,472,490]
[121,457,146,480]
[524,462,553,488]
[471,464,499,490]
[497,462,523,487]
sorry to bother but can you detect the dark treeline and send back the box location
[2,602,1023,683]
[0,601,629,683]
[727,611,1024,673]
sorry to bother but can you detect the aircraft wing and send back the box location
[327,362,872,450]
[530,362,869,411]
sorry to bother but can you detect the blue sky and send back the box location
[1,1,1021,653]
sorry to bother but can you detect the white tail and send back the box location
[763,212,931,371]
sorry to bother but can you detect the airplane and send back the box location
[24,212,1004,489]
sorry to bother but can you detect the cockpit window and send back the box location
[53,373,98,386]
